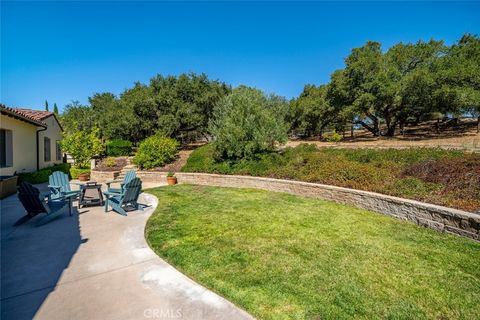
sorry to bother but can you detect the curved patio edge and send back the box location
[131,171,479,241]
[140,192,255,320]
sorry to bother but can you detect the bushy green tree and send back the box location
[62,73,231,143]
[150,73,231,140]
[53,103,59,115]
[435,34,480,132]
[61,101,96,134]
[289,85,335,137]
[61,128,104,168]
[133,134,179,169]
[209,86,288,160]
[89,92,139,141]
[328,39,446,136]
[105,139,133,156]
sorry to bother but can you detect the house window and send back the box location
[44,137,51,162]
[56,141,62,161]
[0,129,13,168]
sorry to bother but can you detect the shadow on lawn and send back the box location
[1,189,84,320]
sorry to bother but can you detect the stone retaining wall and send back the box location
[94,170,480,241]
[90,170,120,182]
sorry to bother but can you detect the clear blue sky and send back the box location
[1,1,479,112]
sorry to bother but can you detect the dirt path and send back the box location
[287,134,480,152]
[152,150,194,172]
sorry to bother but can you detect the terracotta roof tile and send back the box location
[0,104,48,127]
[13,108,54,121]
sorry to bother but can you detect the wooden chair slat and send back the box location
[17,182,69,226]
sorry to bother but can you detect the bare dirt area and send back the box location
[93,157,128,171]
[149,149,194,172]
[288,119,480,152]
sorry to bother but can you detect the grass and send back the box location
[146,185,480,320]
[181,144,480,211]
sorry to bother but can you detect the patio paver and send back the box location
[1,184,253,320]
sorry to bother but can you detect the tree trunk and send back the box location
[384,119,397,137]
[477,116,480,134]
[350,124,354,139]
[385,125,396,136]
[355,120,379,136]
[373,118,379,136]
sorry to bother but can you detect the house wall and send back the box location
[38,115,63,169]
[0,115,38,176]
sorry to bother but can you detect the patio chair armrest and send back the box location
[63,193,77,200]
[39,191,51,201]
[106,179,122,185]
[70,182,84,186]
[106,180,123,189]
[103,191,118,198]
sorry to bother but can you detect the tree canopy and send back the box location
[289,34,479,136]
[61,73,231,142]
[60,34,480,146]
[209,86,289,159]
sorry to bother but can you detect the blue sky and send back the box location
[1,1,479,112]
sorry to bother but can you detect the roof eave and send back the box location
[0,107,47,128]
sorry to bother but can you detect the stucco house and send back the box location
[0,104,63,176]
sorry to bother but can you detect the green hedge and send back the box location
[106,139,133,156]
[70,167,91,179]
[16,163,71,184]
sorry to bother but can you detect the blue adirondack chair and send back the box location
[48,171,82,201]
[17,182,75,226]
[105,170,136,194]
[103,177,143,216]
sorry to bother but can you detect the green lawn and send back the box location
[145,185,480,320]
[181,144,480,211]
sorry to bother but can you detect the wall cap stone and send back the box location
[176,172,476,219]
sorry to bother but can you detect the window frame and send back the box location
[0,129,13,168]
[56,140,62,161]
[44,136,51,162]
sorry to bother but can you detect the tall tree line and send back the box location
[61,73,231,142]
[61,34,480,143]
[290,34,480,137]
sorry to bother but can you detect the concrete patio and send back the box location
[0,183,252,320]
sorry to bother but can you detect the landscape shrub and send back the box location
[70,167,91,179]
[133,134,179,169]
[61,128,104,168]
[105,139,132,156]
[386,177,443,200]
[181,143,479,211]
[209,86,288,160]
[16,163,71,184]
[103,157,117,167]
[324,130,343,142]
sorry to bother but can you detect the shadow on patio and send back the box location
[1,185,85,320]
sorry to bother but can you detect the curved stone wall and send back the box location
[96,170,480,241]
